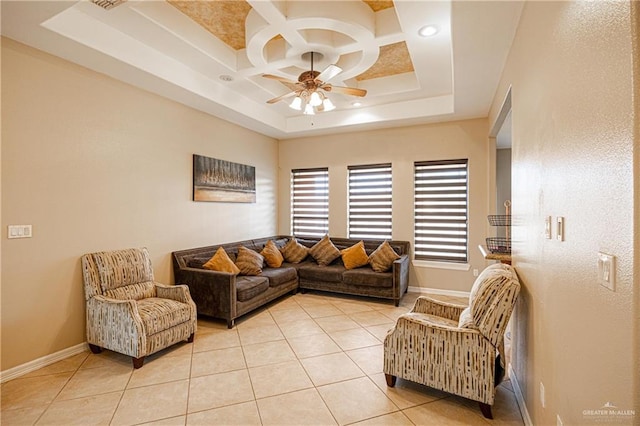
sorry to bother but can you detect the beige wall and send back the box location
[489,1,637,423]
[278,119,492,292]
[1,38,279,370]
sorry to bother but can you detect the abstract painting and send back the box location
[193,154,256,203]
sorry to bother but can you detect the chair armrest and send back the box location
[86,296,146,358]
[411,296,466,322]
[155,283,192,304]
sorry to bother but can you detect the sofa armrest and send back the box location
[392,254,410,304]
[411,296,466,321]
[173,267,236,319]
[86,296,146,358]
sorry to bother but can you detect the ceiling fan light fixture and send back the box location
[309,91,322,107]
[303,104,315,115]
[289,96,303,110]
[322,98,336,112]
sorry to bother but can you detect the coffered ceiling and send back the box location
[1,1,523,139]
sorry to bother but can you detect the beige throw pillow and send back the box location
[280,238,309,263]
[203,247,240,275]
[260,240,284,268]
[309,235,341,266]
[340,241,369,270]
[368,241,401,272]
[235,246,264,276]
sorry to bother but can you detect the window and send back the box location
[414,159,468,263]
[291,168,329,237]
[348,163,392,239]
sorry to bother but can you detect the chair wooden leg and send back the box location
[385,374,397,387]
[479,402,493,419]
[187,333,195,343]
[88,344,102,354]
[227,319,235,329]
[132,356,145,369]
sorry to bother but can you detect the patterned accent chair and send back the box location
[383,263,520,419]
[82,248,197,368]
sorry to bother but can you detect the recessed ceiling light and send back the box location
[418,25,439,37]
[352,101,362,107]
[219,75,234,82]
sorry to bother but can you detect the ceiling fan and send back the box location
[262,52,367,114]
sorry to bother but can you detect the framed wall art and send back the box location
[193,154,256,203]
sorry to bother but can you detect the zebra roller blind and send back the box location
[414,159,468,262]
[291,168,329,237]
[348,163,392,239]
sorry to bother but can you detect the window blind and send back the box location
[291,168,329,237]
[414,159,468,262]
[348,163,392,239]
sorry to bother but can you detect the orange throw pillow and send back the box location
[261,240,284,268]
[340,241,369,270]
[203,247,240,275]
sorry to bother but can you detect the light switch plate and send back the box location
[8,225,32,239]
[598,252,615,291]
[556,217,564,241]
[544,216,552,239]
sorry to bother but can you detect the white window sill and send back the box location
[412,260,471,271]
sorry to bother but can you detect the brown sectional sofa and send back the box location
[172,236,410,328]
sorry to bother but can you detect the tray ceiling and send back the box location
[1,0,524,139]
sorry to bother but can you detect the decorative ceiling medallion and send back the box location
[356,41,414,81]
[167,0,408,83]
[168,0,251,50]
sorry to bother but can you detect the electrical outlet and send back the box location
[473,269,479,277]
[540,382,545,408]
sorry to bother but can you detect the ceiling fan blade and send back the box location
[266,91,297,104]
[324,85,367,97]
[316,64,342,83]
[262,74,298,85]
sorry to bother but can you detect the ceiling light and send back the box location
[322,98,336,112]
[264,51,365,115]
[418,25,439,37]
[308,91,322,107]
[289,96,303,111]
[352,101,362,107]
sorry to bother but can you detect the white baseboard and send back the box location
[1,342,88,383]
[408,286,470,299]
[509,363,533,426]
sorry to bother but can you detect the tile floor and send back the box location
[1,291,524,425]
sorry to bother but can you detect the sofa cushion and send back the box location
[235,246,264,276]
[342,268,393,288]
[280,238,309,263]
[261,267,298,287]
[309,235,341,266]
[298,263,345,283]
[340,241,369,270]
[260,240,284,268]
[137,297,193,335]
[368,241,400,272]
[236,276,269,302]
[204,247,240,275]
